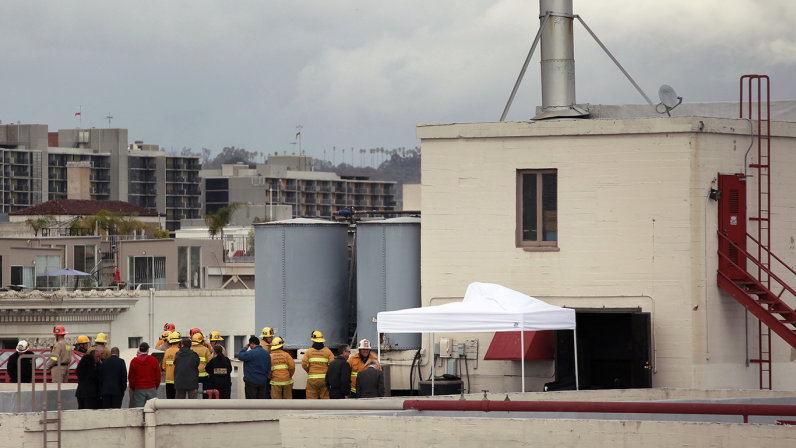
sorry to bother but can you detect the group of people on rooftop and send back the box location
[8,322,384,406]
[235,327,385,399]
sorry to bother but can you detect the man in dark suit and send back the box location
[76,347,103,409]
[8,340,34,384]
[355,360,385,398]
[99,347,127,408]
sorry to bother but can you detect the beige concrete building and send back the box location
[0,236,104,291]
[412,115,796,393]
[401,183,421,211]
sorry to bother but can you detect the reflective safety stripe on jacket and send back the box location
[348,352,378,392]
[307,373,326,379]
[165,360,175,383]
[197,352,210,376]
[269,349,295,384]
[350,371,358,392]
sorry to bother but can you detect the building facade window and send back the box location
[11,265,35,290]
[516,169,557,249]
[35,255,61,288]
[178,246,202,289]
[128,256,167,290]
[128,337,142,349]
[190,247,201,288]
[73,245,96,274]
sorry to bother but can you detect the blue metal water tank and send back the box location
[254,218,349,349]
[356,217,421,349]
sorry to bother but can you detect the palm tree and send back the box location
[26,216,56,236]
[69,210,153,237]
[205,202,242,241]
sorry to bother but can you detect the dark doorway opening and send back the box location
[546,311,651,390]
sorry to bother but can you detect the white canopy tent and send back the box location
[376,282,578,394]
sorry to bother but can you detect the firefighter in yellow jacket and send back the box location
[154,331,171,351]
[269,337,295,399]
[162,331,181,399]
[348,339,379,397]
[301,330,335,399]
[45,325,71,383]
[86,333,111,360]
[259,327,274,353]
[191,331,213,397]
[209,331,226,358]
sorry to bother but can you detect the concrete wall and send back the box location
[0,408,284,448]
[66,163,91,200]
[402,183,421,210]
[280,414,796,448]
[1,389,793,447]
[416,117,796,392]
[58,129,128,201]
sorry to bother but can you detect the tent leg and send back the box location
[573,328,579,391]
[377,333,381,365]
[431,332,435,397]
[521,330,525,393]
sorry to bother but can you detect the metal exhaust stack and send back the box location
[535,0,588,119]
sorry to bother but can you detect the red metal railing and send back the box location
[0,349,84,383]
[718,232,796,304]
[403,400,796,424]
[716,231,796,349]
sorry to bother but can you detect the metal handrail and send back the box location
[17,353,63,446]
[403,400,796,424]
[745,231,796,280]
[717,231,796,302]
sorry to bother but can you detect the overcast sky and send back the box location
[3,1,795,165]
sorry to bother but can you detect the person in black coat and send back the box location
[325,344,352,399]
[76,348,104,409]
[205,344,232,399]
[355,360,385,398]
[98,347,127,408]
[7,340,34,384]
[173,337,200,399]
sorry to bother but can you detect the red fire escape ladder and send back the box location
[741,74,772,389]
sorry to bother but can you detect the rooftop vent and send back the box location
[501,0,655,121]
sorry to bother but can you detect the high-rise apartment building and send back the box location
[0,124,200,231]
[201,156,396,220]
[0,124,46,211]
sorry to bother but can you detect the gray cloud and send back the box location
[2,0,794,163]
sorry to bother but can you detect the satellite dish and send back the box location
[657,84,683,116]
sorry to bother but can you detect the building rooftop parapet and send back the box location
[0,288,139,300]
[0,289,139,324]
[417,114,796,140]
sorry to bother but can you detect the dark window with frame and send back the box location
[516,169,557,249]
